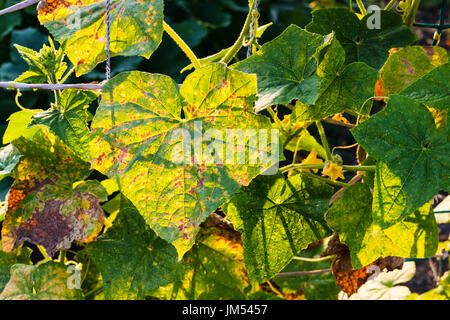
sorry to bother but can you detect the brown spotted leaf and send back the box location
[2,180,107,256]
[90,63,281,258]
[380,46,448,96]
[1,129,106,255]
[38,0,164,76]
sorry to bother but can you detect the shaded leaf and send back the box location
[0,261,82,300]
[90,64,281,257]
[325,183,439,268]
[225,172,333,284]
[306,8,417,69]
[149,226,249,300]
[38,0,164,76]
[86,206,181,300]
[351,95,450,228]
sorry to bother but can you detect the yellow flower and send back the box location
[301,149,323,173]
[322,162,345,181]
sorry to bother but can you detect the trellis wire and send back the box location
[413,0,449,46]
[246,0,259,58]
[105,0,111,80]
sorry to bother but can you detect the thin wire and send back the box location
[106,0,111,80]
[246,0,259,58]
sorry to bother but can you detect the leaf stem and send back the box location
[355,0,367,15]
[59,66,76,84]
[304,172,351,188]
[404,0,421,28]
[322,118,355,129]
[220,0,256,64]
[279,163,325,173]
[384,0,398,10]
[37,245,51,261]
[315,120,331,161]
[293,255,334,262]
[341,165,376,172]
[276,269,331,277]
[163,21,201,70]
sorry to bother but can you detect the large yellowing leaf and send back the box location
[38,0,164,76]
[90,63,281,257]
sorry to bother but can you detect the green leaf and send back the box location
[86,206,181,300]
[13,42,67,84]
[0,145,21,181]
[3,109,44,145]
[149,226,249,300]
[224,172,333,284]
[38,0,164,76]
[352,95,450,228]
[306,8,417,69]
[90,64,281,257]
[399,63,450,112]
[30,89,99,158]
[291,36,378,122]
[379,46,448,96]
[0,261,83,300]
[232,25,327,112]
[325,183,439,268]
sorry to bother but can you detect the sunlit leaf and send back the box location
[38,0,164,76]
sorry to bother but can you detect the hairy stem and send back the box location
[163,21,201,70]
[220,0,256,64]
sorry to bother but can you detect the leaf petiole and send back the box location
[163,21,201,70]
